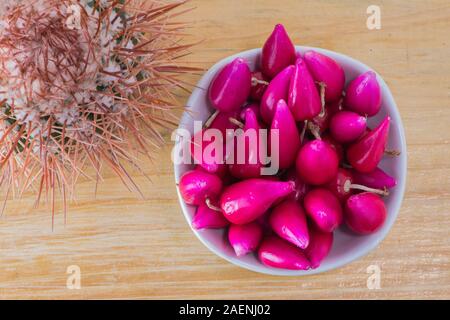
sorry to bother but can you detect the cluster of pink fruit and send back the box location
[179,24,398,270]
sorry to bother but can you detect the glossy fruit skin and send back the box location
[345,71,381,116]
[190,110,240,174]
[322,134,344,163]
[269,200,309,249]
[261,24,296,79]
[258,236,311,270]
[260,65,295,124]
[270,99,301,169]
[347,116,390,173]
[304,188,343,232]
[228,222,263,256]
[345,192,387,234]
[229,108,266,179]
[192,203,230,230]
[304,50,345,103]
[288,57,322,121]
[296,140,339,185]
[326,168,354,202]
[179,170,223,206]
[304,225,334,269]
[283,168,310,202]
[220,179,295,225]
[249,71,269,101]
[329,111,367,143]
[209,58,252,112]
[352,167,397,189]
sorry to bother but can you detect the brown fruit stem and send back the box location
[204,110,220,128]
[300,120,308,143]
[228,117,244,129]
[318,82,326,117]
[307,121,322,140]
[344,180,389,196]
[252,77,269,87]
[205,198,222,212]
[385,149,401,156]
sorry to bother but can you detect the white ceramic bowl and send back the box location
[174,46,407,276]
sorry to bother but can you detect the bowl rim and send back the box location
[174,46,407,276]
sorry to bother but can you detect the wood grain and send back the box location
[0,0,449,299]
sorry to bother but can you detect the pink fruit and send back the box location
[269,200,309,249]
[209,58,251,112]
[347,116,390,173]
[249,71,269,101]
[329,111,367,143]
[240,103,261,123]
[261,24,296,79]
[229,108,266,179]
[260,65,294,124]
[192,203,229,230]
[209,109,241,140]
[179,170,223,205]
[190,129,224,174]
[270,99,301,169]
[258,236,311,270]
[304,226,333,269]
[326,168,354,202]
[304,50,345,103]
[345,192,387,234]
[345,71,381,116]
[304,188,343,232]
[322,134,344,162]
[220,179,295,224]
[327,168,389,201]
[228,222,263,256]
[288,57,321,121]
[352,167,397,189]
[190,110,240,174]
[283,168,310,202]
[296,140,339,185]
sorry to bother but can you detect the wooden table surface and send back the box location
[1,0,449,299]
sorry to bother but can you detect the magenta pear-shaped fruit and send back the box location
[283,168,310,202]
[304,188,343,232]
[345,192,387,235]
[304,225,333,269]
[209,58,251,112]
[260,65,294,124]
[304,50,345,103]
[220,179,295,224]
[288,57,322,121]
[249,71,269,101]
[192,203,229,230]
[326,168,354,202]
[270,99,301,169]
[296,139,339,185]
[258,236,311,270]
[229,108,266,179]
[347,116,390,173]
[179,169,223,206]
[261,24,296,79]
[269,200,309,249]
[228,222,263,256]
[345,71,382,116]
[352,167,397,189]
[329,111,367,143]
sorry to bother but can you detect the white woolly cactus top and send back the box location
[0,0,135,129]
[0,0,191,215]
